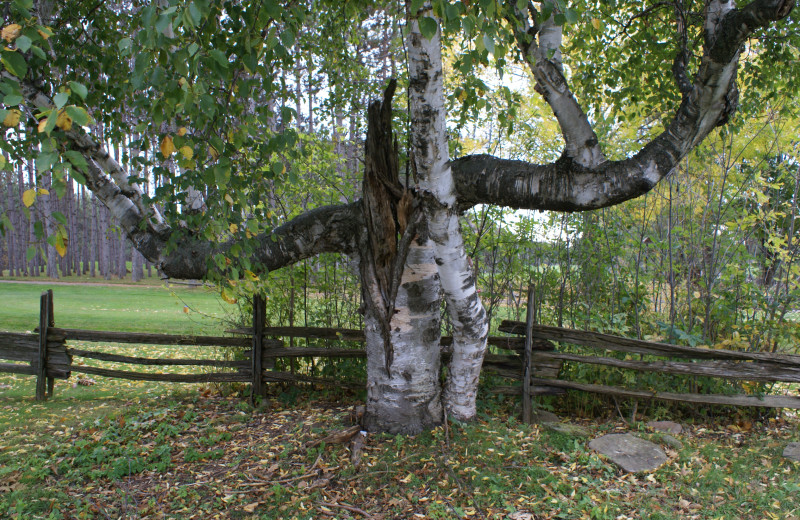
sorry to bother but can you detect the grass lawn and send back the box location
[0,281,237,334]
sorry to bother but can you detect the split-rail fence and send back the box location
[1,290,799,417]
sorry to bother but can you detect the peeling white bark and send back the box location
[362,238,443,434]
[510,6,605,169]
[407,6,488,422]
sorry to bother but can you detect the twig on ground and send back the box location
[318,501,372,518]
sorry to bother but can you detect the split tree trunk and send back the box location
[358,82,444,434]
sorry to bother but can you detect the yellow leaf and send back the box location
[229,223,238,233]
[591,18,601,30]
[224,193,234,205]
[242,502,260,513]
[22,188,36,207]
[55,110,72,131]
[160,135,175,158]
[37,188,49,196]
[37,118,48,133]
[245,230,253,239]
[220,288,237,304]
[37,29,50,40]
[1,24,22,43]
[0,155,5,169]
[3,109,21,127]
[55,232,67,257]
[208,145,219,160]
[177,126,188,136]
[458,90,467,103]
[179,145,193,159]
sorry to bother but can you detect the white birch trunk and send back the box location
[362,237,443,434]
[407,7,489,422]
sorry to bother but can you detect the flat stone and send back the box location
[543,422,591,437]
[647,421,683,435]
[530,410,560,424]
[784,442,800,462]
[589,433,668,473]
[659,434,684,450]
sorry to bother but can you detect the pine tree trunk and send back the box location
[131,246,143,281]
[90,195,97,277]
[118,231,127,279]
[41,172,59,279]
[100,203,110,280]
[16,163,28,276]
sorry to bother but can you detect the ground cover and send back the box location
[0,281,798,519]
[0,391,797,520]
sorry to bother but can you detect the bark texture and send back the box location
[407,6,488,422]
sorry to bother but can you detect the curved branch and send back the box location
[18,77,363,280]
[458,0,795,212]
[507,2,605,169]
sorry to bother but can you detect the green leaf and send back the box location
[409,0,426,13]
[42,109,57,135]
[15,35,31,53]
[3,93,22,106]
[52,211,68,226]
[64,150,88,172]
[36,150,57,173]
[53,91,69,109]
[483,34,495,56]
[419,17,438,40]
[1,50,27,78]
[69,81,88,100]
[280,29,295,48]
[26,246,36,262]
[31,46,46,60]
[564,8,579,24]
[214,163,231,188]
[209,49,228,68]
[65,106,91,126]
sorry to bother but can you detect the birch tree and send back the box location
[1,0,796,433]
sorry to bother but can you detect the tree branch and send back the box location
[507,2,606,169]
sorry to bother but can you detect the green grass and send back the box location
[0,281,236,334]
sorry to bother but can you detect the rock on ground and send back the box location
[542,422,591,437]
[589,433,668,473]
[646,420,683,435]
[784,442,800,462]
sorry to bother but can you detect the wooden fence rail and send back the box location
[1,290,797,412]
[499,285,800,417]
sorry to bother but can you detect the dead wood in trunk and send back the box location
[359,80,418,371]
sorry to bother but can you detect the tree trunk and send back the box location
[361,237,443,434]
[41,172,59,279]
[89,195,97,277]
[407,6,488,421]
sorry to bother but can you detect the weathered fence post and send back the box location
[36,290,54,401]
[522,285,536,423]
[250,294,266,405]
